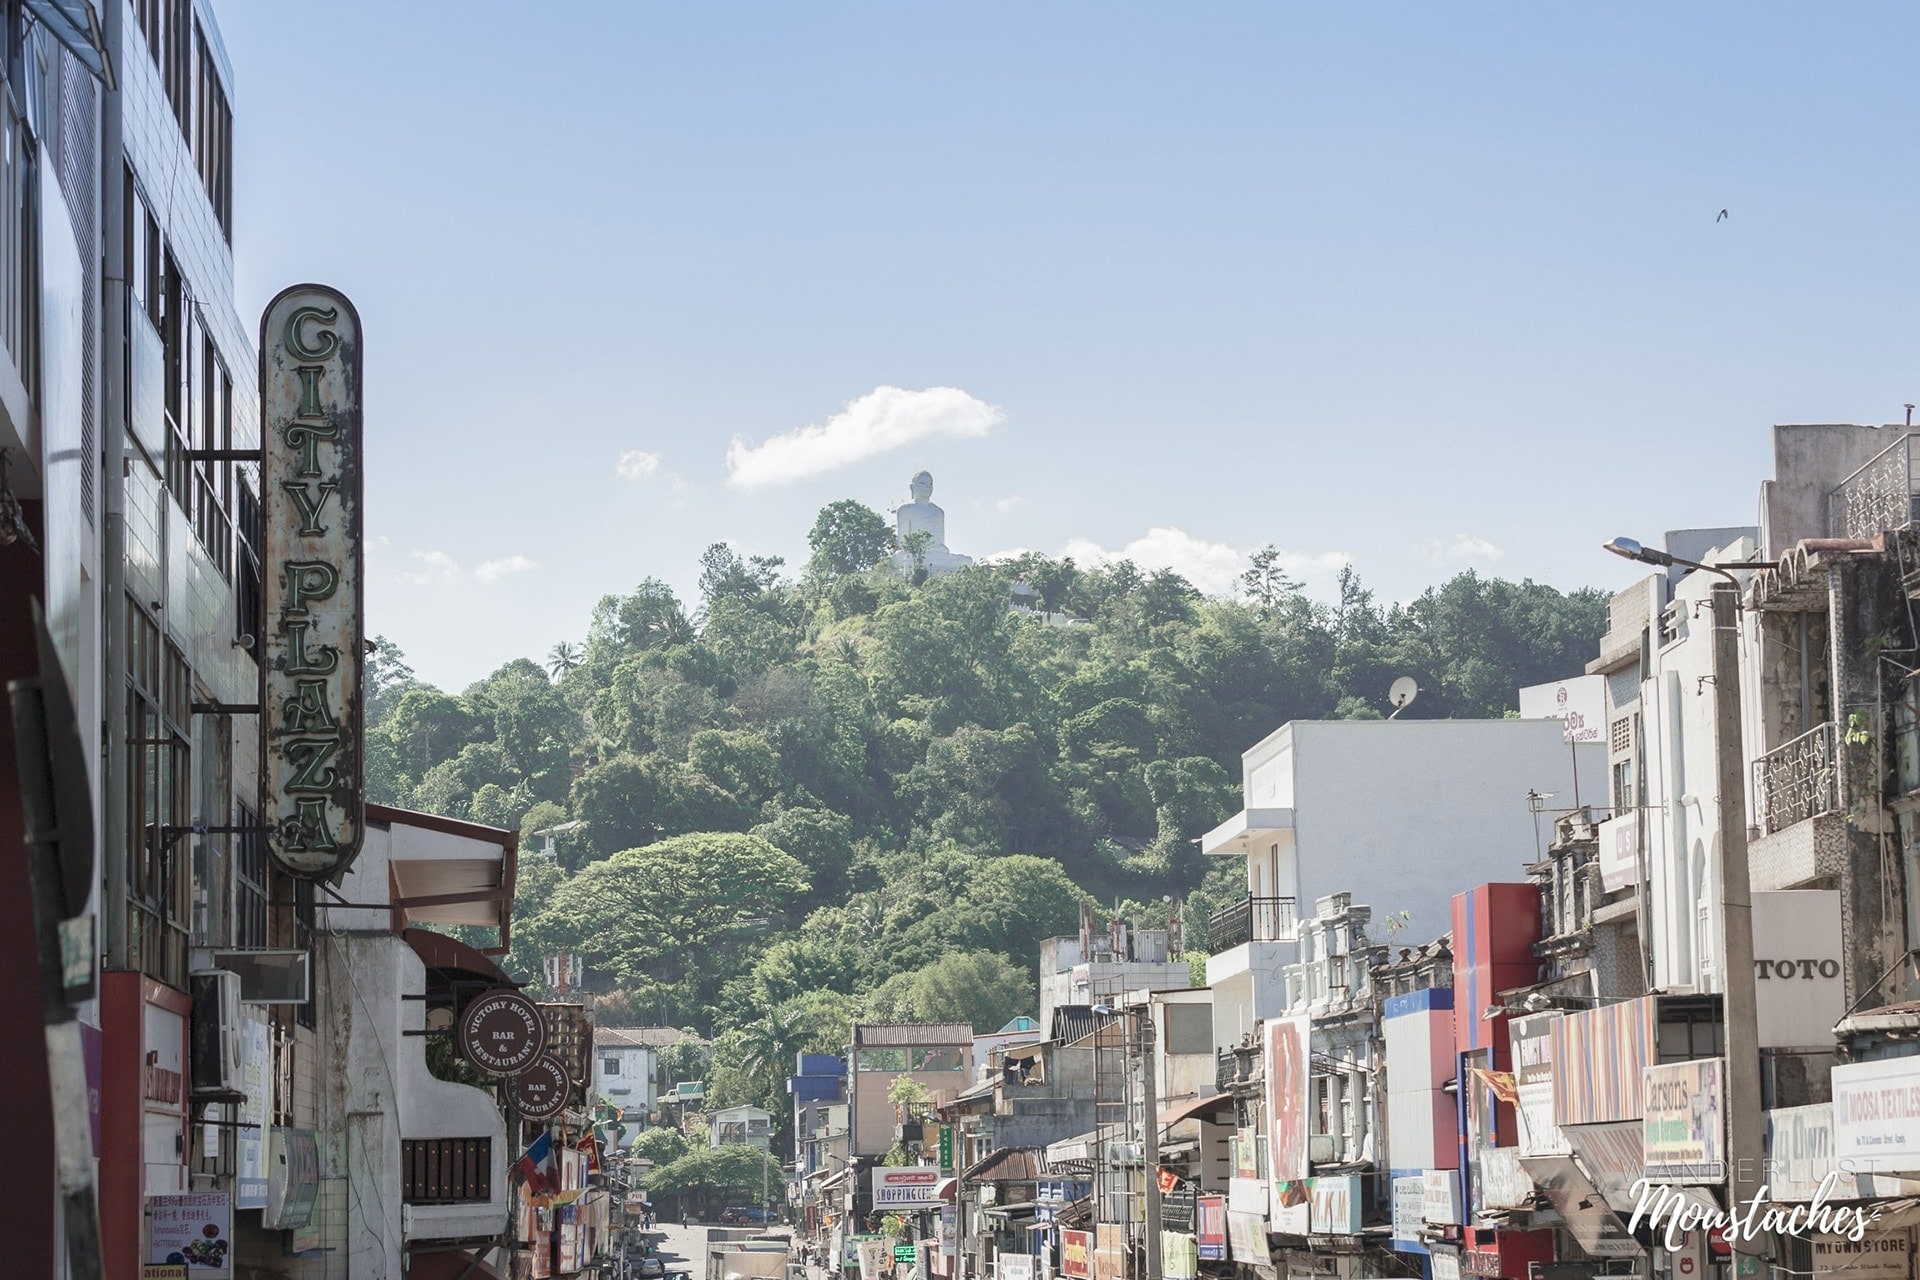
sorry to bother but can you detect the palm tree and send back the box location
[735,1003,809,1099]
[546,641,583,679]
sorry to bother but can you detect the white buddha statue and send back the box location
[890,470,973,577]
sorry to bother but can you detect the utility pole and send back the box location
[1712,582,1764,1259]
[1140,1011,1161,1280]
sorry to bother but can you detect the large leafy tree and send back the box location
[807,499,895,581]
[531,833,810,1020]
[865,950,1036,1032]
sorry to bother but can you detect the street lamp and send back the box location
[1603,534,1765,1259]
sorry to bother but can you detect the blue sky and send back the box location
[221,3,1920,691]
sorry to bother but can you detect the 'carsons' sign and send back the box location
[259,286,365,878]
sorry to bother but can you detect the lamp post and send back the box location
[1603,537,1765,1260]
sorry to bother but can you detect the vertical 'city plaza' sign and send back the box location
[259,285,364,878]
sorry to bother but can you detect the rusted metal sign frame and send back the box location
[257,284,364,879]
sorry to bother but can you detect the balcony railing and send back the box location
[1206,896,1298,953]
[1830,433,1920,538]
[401,1137,493,1204]
[1753,722,1840,837]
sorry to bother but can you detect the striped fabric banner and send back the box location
[1550,997,1654,1125]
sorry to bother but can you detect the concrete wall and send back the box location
[849,1058,971,1157]
[1759,423,1904,556]
[596,1043,656,1112]
[328,932,511,1277]
[1283,721,1607,950]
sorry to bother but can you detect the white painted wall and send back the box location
[1638,538,1759,994]
[1279,720,1607,950]
[330,932,510,1277]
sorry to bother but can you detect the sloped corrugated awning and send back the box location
[1157,1093,1234,1127]
[403,927,513,985]
[963,1147,1042,1182]
[24,1,112,88]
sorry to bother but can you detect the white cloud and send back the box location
[725,385,1005,488]
[1060,527,1349,597]
[616,449,662,480]
[475,555,538,584]
[996,495,1023,513]
[1420,533,1506,565]
[396,550,460,586]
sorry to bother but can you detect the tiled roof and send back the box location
[852,1022,973,1046]
[596,1026,701,1048]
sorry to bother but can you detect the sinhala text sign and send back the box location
[259,285,364,878]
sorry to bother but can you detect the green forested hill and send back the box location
[372,502,1605,1113]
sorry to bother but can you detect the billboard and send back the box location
[1391,1175,1427,1253]
[871,1167,946,1210]
[1264,1015,1311,1185]
[1518,675,1605,744]
[1509,1012,1568,1158]
[258,285,366,878]
[1642,1058,1725,1182]
[1310,1176,1361,1235]
[1752,891,1845,1049]
[1060,1230,1092,1279]
[1833,1056,1920,1170]
[1196,1196,1227,1261]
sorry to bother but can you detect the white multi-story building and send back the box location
[1200,718,1605,1052]
[592,1025,686,1127]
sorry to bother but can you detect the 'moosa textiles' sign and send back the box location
[259,286,365,877]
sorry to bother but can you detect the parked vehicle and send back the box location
[720,1207,774,1226]
[637,1257,667,1279]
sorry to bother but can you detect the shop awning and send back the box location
[369,804,519,955]
[964,1148,1043,1183]
[1158,1093,1235,1127]
[1519,1155,1643,1261]
[403,927,513,985]
[406,1248,511,1280]
[1045,1131,1099,1167]
[23,1,112,88]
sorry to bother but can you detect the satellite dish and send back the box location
[1388,677,1420,718]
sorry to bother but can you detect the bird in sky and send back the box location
[1716,209,1729,222]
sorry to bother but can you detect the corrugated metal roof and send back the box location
[853,1022,973,1046]
[1050,1005,1124,1046]
[962,1146,1044,1182]
[596,1026,700,1048]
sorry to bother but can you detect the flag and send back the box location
[576,1129,601,1174]
[1157,1167,1179,1195]
[517,1131,555,1195]
[1468,1067,1518,1106]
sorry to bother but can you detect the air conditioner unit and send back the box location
[190,969,244,1101]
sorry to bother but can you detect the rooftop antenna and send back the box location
[1906,404,1914,428]
[1388,677,1420,720]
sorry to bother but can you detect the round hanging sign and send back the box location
[512,1054,572,1121]
[457,989,547,1076]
